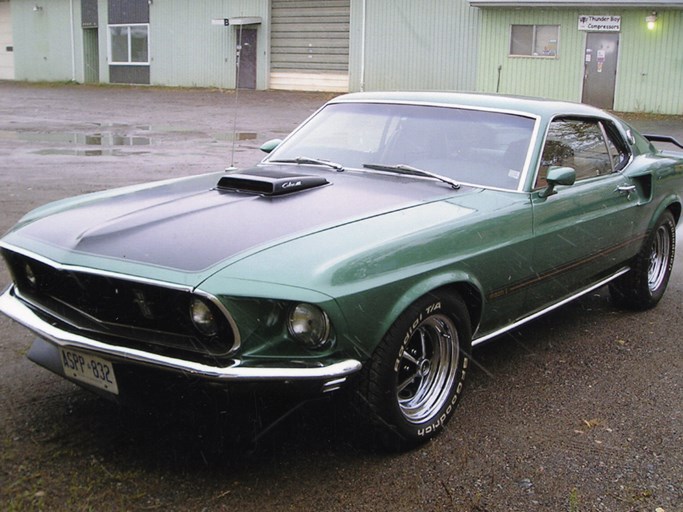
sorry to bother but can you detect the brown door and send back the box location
[582,32,619,109]
[237,28,257,89]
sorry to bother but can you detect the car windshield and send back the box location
[265,102,536,190]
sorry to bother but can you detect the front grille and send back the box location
[2,249,236,362]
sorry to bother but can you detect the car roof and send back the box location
[331,91,613,121]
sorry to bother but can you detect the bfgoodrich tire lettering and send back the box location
[356,291,471,449]
[610,210,676,310]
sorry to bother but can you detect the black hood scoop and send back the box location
[217,168,329,196]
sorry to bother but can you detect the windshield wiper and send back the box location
[362,163,460,190]
[268,157,344,172]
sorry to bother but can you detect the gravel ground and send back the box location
[0,82,682,512]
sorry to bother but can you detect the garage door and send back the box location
[270,0,349,92]
[0,0,14,80]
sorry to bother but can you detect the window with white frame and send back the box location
[510,25,559,57]
[108,24,149,65]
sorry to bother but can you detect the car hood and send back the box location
[3,165,477,281]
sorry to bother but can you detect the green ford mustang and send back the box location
[2,92,682,448]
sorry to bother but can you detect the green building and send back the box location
[3,0,682,114]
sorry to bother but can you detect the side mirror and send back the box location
[539,166,576,199]
[260,138,283,154]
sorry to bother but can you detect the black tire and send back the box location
[610,210,676,310]
[355,291,471,450]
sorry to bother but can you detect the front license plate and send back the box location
[60,348,119,395]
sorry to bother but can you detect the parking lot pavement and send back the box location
[1,81,682,512]
[619,112,683,143]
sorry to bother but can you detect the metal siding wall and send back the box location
[356,0,480,92]
[0,0,13,79]
[149,0,269,89]
[98,0,109,82]
[615,10,683,114]
[478,9,582,100]
[477,8,683,115]
[11,0,78,81]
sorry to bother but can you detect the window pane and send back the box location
[602,122,630,171]
[110,26,128,63]
[510,25,533,55]
[568,121,611,178]
[270,102,535,190]
[534,25,558,57]
[130,26,149,63]
[542,119,611,181]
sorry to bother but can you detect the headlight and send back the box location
[287,303,331,349]
[190,297,218,337]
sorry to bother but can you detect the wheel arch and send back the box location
[437,282,483,335]
[382,276,484,342]
[647,197,681,233]
[666,200,681,225]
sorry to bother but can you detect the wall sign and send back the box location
[578,15,621,32]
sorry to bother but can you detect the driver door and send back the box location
[526,117,640,312]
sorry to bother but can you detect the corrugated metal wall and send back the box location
[8,0,680,113]
[615,10,683,115]
[11,0,81,82]
[478,10,581,99]
[477,8,683,115]
[0,0,13,79]
[149,0,269,89]
[349,0,480,92]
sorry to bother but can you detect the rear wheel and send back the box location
[610,210,676,310]
[355,291,471,450]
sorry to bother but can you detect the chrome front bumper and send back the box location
[0,286,361,393]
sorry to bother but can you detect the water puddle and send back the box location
[1,126,263,157]
[212,132,258,142]
[6,131,152,146]
[33,149,150,157]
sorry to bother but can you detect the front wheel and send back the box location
[355,292,471,449]
[610,210,677,310]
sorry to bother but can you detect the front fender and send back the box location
[331,269,485,361]
[380,270,484,339]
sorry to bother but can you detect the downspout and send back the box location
[69,0,76,81]
[360,0,366,91]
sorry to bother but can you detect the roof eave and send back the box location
[468,1,683,7]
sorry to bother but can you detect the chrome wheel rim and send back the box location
[396,314,460,424]
[648,225,671,293]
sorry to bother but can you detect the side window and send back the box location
[536,118,613,188]
[602,121,631,171]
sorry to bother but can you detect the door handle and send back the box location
[616,184,636,194]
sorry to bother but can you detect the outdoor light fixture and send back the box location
[646,11,657,30]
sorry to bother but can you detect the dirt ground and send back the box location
[0,82,682,512]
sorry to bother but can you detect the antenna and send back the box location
[227,24,243,171]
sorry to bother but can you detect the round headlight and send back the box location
[190,297,218,337]
[288,303,331,349]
